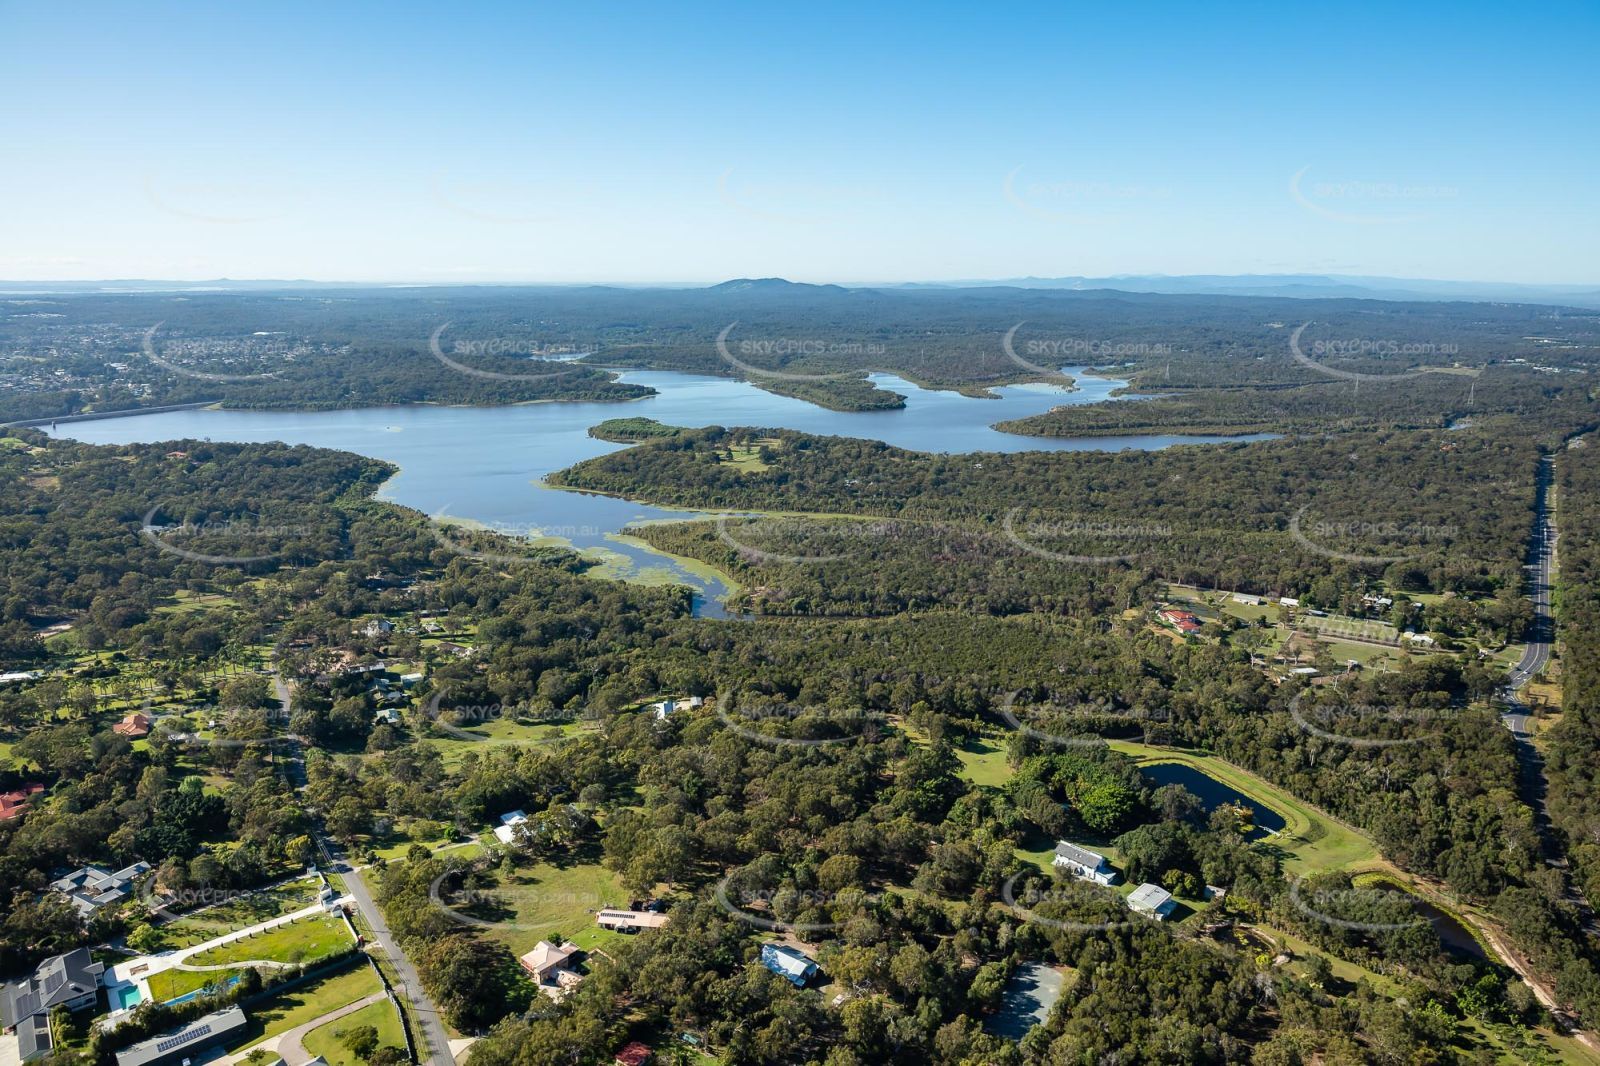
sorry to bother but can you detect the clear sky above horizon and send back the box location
[2,1,1596,285]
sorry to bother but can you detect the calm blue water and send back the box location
[112,984,143,1009]
[1139,762,1287,840]
[162,973,240,1005]
[52,368,1273,616]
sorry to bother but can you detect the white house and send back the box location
[652,699,675,720]
[363,619,394,638]
[1127,882,1177,920]
[493,810,529,844]
[1052,841,1119,886]
[1231,593,1262,606]
[1278,597,1300,608]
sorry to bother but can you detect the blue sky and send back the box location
[1,1,1595,283]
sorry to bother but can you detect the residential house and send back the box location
[1278,597,1300,607]
[1127,883,1177,920]
[519,941,584,999]
[435,641,472,658]
[1051,841,1119,886]
[363,619,395,638]
[1231,593,1262,606]
[0,948,106,1061]
[1158,608,1202,634]
[596,908,670,933]
[493,810,528,844]
[114,1006,248,1066]
[0,783,44,821]
[760,943,819,987]
[51,862,152,919]
[651,699,674,720]
[112,712,152,738]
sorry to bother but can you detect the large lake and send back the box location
[50,368,1271,616]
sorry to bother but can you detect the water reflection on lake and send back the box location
[1139,762,1288,840]
[52,367,1275,616]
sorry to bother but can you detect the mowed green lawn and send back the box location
[158,878,323,949]
[301,999,406,1066]
[150,917,354,1000]
[952,735,1011,787]
[423,718,591,770]
[453,860,633,958]
[189,915,353,967]
[224,964,385,1056]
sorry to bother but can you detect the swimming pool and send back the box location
[163,973,240,1005]
[112,984,143,1010]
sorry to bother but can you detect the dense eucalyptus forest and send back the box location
[3,285,1600,1065]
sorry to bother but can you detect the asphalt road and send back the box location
[1501,455,1556,735]
[275,670,453,1066]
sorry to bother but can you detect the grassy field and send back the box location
[952,735,1011,788]
[188,914,354,967]
[718,441,776,473]
[423,716,591,770]
[148,966,238,1002]
[301,998,406,1066]
[452,859,632,958]
[224,964,385,1056]
[157,878,323,949]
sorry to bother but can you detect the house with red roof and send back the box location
[0,783,45,820]
[112,713,152,738]
[1158,608,1203,634]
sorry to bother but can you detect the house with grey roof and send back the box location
[1052,841,1119,886]
[0,948,106,1061]
[50,862,152,919]
[114,1006,247,1066]
[1127,882,1178,920]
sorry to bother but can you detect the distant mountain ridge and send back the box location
[893,273,1600,308]
[5,273,1597,308]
